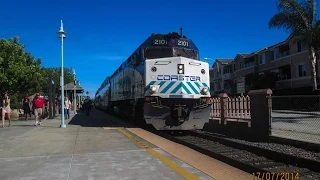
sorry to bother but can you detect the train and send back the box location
[94,30,212,130]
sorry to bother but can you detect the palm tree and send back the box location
[268,0,320,91]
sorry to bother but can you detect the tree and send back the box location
[0,36,43,108]
[268,0,320,91]
[41,67,75,94]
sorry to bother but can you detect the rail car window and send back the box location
[143,48,173,59]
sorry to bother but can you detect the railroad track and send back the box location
[147,129,320,180]
[96,108,320,179]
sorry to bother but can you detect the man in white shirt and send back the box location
[64,97,72,119]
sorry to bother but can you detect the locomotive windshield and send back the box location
[144,48,173,59]
[144,47,199,60]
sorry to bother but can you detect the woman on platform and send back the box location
[22,96,31,120]
[1,92,11,128]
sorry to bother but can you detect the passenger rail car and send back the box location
[95,30,211,130]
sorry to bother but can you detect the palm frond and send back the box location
[268,11,301,32]
[276,0,313,30]
[304,0,317,24]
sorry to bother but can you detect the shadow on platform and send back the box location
[68,108,135,128]
[12,124,36,127]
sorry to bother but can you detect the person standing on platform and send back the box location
[0,94,3,128]
[83,96,92,116]
[32,93,44,126]
[1,92,12,128]
[22,96,31,120]
[64,97,71,119]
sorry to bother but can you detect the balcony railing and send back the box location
[244,62,255,68]
[276,51,290,59]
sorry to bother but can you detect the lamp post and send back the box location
[57,20,66,128]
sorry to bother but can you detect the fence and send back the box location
[210,95,252,127]
[271,95,320,144]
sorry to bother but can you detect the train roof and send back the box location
[96,76,111,94]
[109,31,199,78]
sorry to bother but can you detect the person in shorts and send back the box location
[1,92,11,128]
[32,93,44,126]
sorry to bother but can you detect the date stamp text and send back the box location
[252,172,299,180]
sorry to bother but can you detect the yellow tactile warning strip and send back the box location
[117,128,200,180]
[103,127,121,130]
[126,128,253,180]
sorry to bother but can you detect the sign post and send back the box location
[237,77,245,95]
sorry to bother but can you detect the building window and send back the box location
[298,64,306,77]
[273,49,278,60]
[297,40,304,52]
[270,51,274,61]
[223,68,230,74]
[239,61,244,69]
[244,61,255,68]
[259,53,266,64]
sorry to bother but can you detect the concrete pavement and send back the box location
[0,109,213,180]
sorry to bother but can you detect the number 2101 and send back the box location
[154,39,167,45]
[178,40,189,47]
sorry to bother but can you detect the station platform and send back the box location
[0,108,252,180]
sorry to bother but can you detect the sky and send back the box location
[0,0,292,97]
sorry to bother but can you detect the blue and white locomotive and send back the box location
[95,30,211,130]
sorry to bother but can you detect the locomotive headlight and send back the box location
[150,85,158,93]
[177,64,184,74]
[201,87,209,95]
